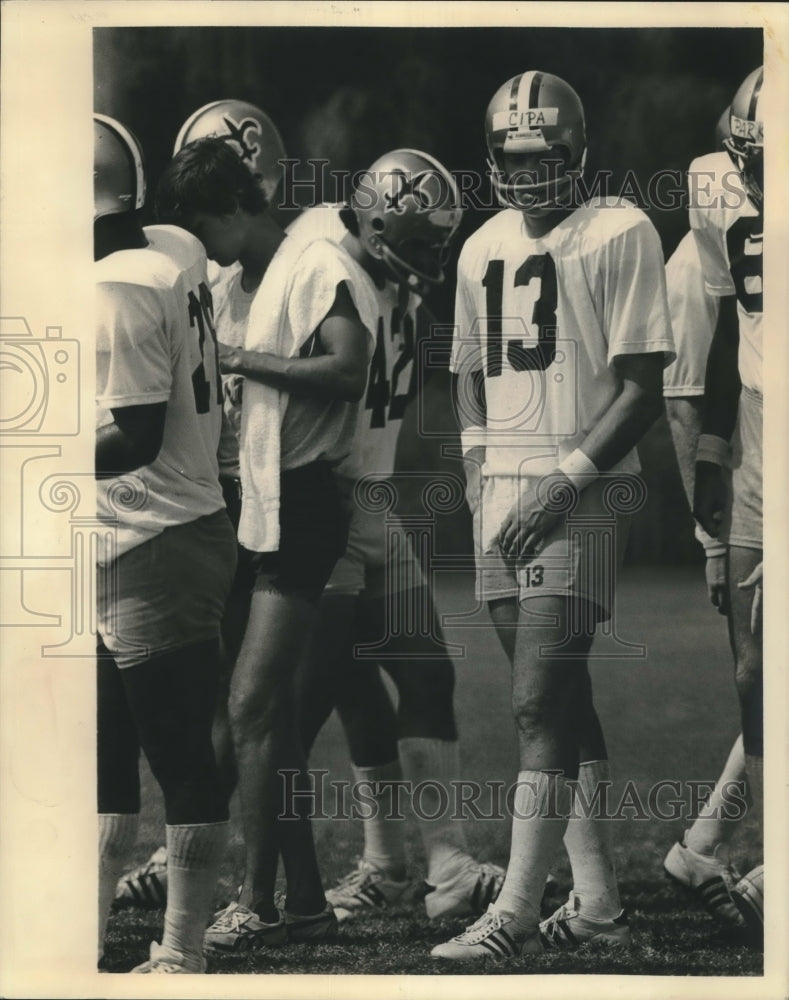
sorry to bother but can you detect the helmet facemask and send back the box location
[368,227,455,291]
[724,135,763,210]
[488,145,585,213]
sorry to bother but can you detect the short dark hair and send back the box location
[155,136,268,226]
[339,203,359,237]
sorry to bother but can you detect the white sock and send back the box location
[352,759,408,876]
[98,813,138,958]
[398,737,470,884]
[563,760,621,919]
[686,735,747,856]
[493,770,571,932]
[161,822,228,968]
[744,753,763,837]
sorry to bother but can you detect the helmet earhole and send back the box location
[371,217,385,233]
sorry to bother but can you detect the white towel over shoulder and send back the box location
[238,235,379,552]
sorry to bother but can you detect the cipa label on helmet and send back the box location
[492,108,560,131]
[730,115,763,144]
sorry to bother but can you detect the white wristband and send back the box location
[460,426,486,457]
[695,522,726,557]
[696,434,730,467]
[557,448,599,489]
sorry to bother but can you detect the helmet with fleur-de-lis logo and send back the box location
[349,148,462,290]
[174,99,286,205]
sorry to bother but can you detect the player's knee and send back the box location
[143,735,227,823]
[228,674,285,740]
[511,687,568,738]
[734,654,762,704]
[228,687,267,739]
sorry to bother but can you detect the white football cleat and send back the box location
[324,859,413,922]
[203,901,287,953]
[424,860,505,920]
[664,837,745,929]
[431,905,542,962]
[539,892,631,949]
[115,846,167,908]
[131,940,205,973]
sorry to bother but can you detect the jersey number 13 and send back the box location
[482,253,558,378]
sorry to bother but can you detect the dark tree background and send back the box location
[94,26,763,563]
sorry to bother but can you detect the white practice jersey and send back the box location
[452,199,675,478]
[96,225,224,561]
[208,260,255,478]
[238,231,378,550]
[663,231,720,398]
[689,151,762,395]
[287,204,421,480]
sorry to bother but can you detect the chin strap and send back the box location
[489,148,587,212]
[371,237,444,290]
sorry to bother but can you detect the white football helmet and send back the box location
[174,99,286,203]
[724,67,763,209]
[485,70,586,212]
[93,114,146,221]
[349,148,462,289]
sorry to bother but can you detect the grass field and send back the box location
[103,565,763,976]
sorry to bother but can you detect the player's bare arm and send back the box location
[666,396,704,506]
[452,368,487,517]
[95,402,167,479]
[415,301,440,387]
[665,396,728,612]
[218,281,369,402]
[497,352,664,559]
[693,294,741,538]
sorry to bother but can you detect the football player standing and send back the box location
[287,152,506,922]
[156,133,378,951]
[172,101,291,798]
[94,115,237,973]
[660,107,751,937]
[114,101,291,907]
[432,71,674,961]
[691,67,765,945]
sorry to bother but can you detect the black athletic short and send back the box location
[247,461,349,604]
[220,474,257,601]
